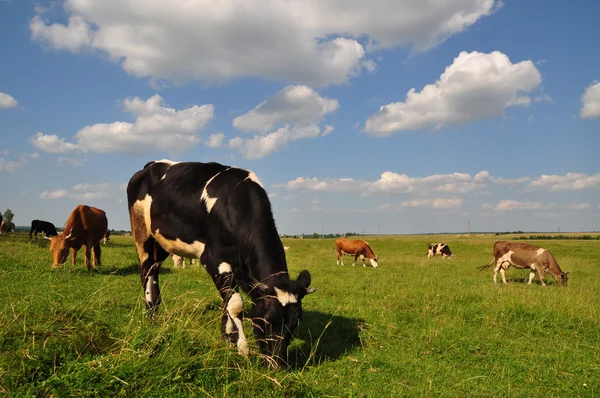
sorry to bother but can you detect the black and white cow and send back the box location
[29,219,58,240]
[427,243,453,258]
[127,160,315,367]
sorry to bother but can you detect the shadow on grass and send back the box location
[288,310,364,369]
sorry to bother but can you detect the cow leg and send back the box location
[202,252,249,356]
[137,238,169,313]
[336,251,340,265]
[93,243,102,267]
[528,271,536,284]
[83,245,92,271]
[536,268,546,286]
[353,254,358,266]
[71,248,78,267]
[494,260,509,284]
[360,254,366,267]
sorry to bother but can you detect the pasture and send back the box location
[0,233,598,397]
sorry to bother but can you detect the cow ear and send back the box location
[233,268,272,300]
[296,270,315,297]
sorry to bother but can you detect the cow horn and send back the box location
[42,232,51,240]
[306,287,316,295]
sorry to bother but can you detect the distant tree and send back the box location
[3,209,14,223]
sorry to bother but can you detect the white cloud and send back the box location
[40,189,73,199]
[31,94,214,154]
[229,86,338,159]
[29,0,497,86]
[233,86,339,133]
[281,170,522,195]
[30,132,84,154]
[0,156,27,173]
[567,202,591,210]
[364,51,542,135]
[58,157,86,167]
[0,92,18,109]
[40,182,123,201]
[229,124,331,160]
[491,200,548,211]
[30,15,92,52]
[525,172,600,191]
[402,198,463,209]
[580,81,600,118]
[204,132,225,148]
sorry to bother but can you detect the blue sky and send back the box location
[0,0,599,234]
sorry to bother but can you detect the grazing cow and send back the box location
[46,205,108,270]
[334,237,379,267]
[0,220,15,234]
[172,254,198,268]
[103,229,111,244]
[127,160,315,367]
[29,219,58,240]
[427,243,453,258]
[477,241,568,286]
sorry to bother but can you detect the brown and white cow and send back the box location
[334,237,379,267]
[427,243,453,258]
[0,220,15,234]
[477,241,568,286]
[46,205,108,270]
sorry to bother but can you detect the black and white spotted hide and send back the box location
[126,160,315,367]
[427,243,453,258]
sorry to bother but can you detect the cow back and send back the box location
[64,205,108,245]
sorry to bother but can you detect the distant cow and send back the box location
[477,241,568,286]
[172,254,198,268]
[46,205,108,270]
[334,237,379,267]
[427,243,453,258]
[29,219,58,240]
[0,220,15,234]
[127,160,315,367]
[103,229,111,244]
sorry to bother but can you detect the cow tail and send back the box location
[476,259,494,271]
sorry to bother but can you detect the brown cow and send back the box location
[477,241,568,286]
[46,205,108,270]
[335,237,379,267]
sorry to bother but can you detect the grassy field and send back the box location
[0,232,599,397]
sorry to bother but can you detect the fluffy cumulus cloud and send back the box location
[580,81,600,118]
[229,86,337,159]
[30,132,84,154]
[31,94,213,154]
[29,0,497,86]
[0,92,19,109]
[233,86,339,133]
[364,51,543,135]
[525,172,600,191]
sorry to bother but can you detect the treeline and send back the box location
[514,235,600,241]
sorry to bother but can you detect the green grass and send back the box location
[1,233,599,397]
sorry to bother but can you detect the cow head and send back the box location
[370,255,379,267]
[556,271,569,286]
[234,268,315,368]
[103,230,111,244]
[46,232,72,267]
